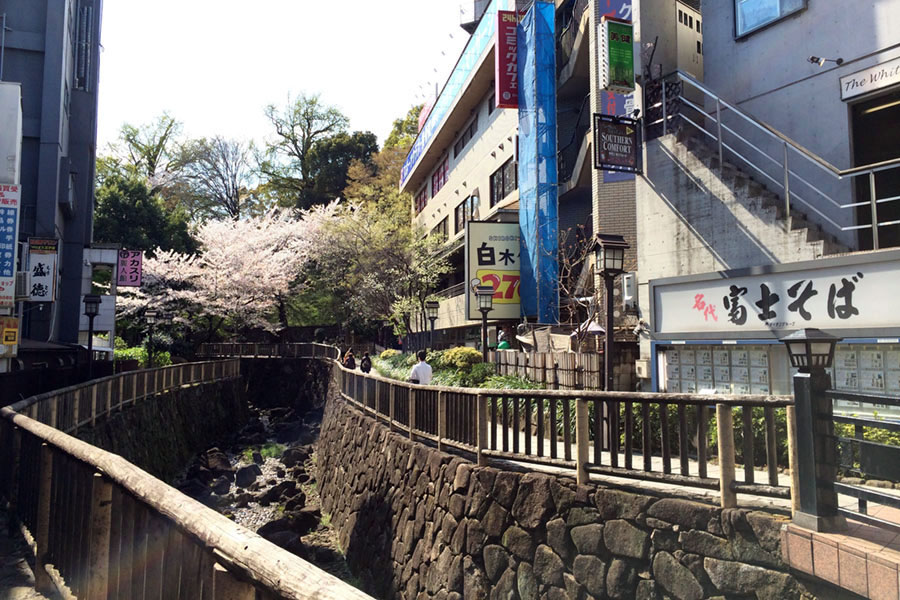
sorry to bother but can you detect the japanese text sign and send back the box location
[495,10,519,109]
[652,253,900,337]
[465,221,521,321]
[117,250,143,287]
[0,184,20,309]
[599,17,634,94]
[0,317,17,358]
[27,238,58,303]
[593,113,641,173]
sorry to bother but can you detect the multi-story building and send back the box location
[634,0,900,401]
[0,0,105,364]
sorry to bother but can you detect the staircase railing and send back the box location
[644,70,900,250]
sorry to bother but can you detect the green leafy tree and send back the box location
[303,131,378,206]
[179,136,258,220]
[383,104,423,150]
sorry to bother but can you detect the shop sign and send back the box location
[0,184,20,309]
[465,221,521,321]
[28,238,58,303]
[593,114,642,173]
[495,10,519,109]
[841,56,900,101]
[116,249,143,287]
[599,17,634,94]
[652,252,900,337]
[0,316,17,358]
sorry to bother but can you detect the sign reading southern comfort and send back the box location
[465,221,521,321]
[593,114,641,173]
[840,56,900,101]
[495,10,519,109]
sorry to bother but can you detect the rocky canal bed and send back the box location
[173,405,357,588]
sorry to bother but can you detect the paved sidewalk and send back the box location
[0,510,53,600]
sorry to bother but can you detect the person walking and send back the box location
[409,350,432,385]
[342,350,356,370]
[360,351,372,373]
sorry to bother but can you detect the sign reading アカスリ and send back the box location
[0,184,20,309]
[27,238,58,303]
[652,252,900,337]
[465,221,521,321]
[117,250,143,287]
[495,10,519,109]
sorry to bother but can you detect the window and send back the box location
[431,157,449,196]
[453,114,478,158]
[678,9,683,23]
[697,41,702,55]
[697,19,701,32]
[488,92,496,115]
[454,195,480,234]
[688,15,693,28]
[415,187,428,214]
[735,0,805,37]
[432,217,448,240]
[490,158,517,207]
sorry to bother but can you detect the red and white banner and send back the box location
[495,10,518,109]
[0,184,20,309]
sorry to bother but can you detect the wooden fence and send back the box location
[0,354,372,600]
[489,350,604,390]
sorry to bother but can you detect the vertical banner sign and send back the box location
[593,114,642,173]
[465,221,522,321]
[599,17,634,93]
[27,238,58,303]
[0,184,20,309]
[116,249,143,287]
[495,10,519,109]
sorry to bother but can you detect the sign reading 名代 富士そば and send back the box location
[495,10,519,109]
[117,249,143,287]
[593,114,641,173]
[27,238,58,303]
[465,221,521,321]
[651,251,900,337]
[0,184,21,309]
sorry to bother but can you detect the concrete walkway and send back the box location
[0,510,53,600]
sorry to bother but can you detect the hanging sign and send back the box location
[116,249,143,287]
[0,316,17,358]
[593,114,642,173]
[0,184,20,309]
[495,10,519,109]
[27,238,58,303]
[465,221,521,321]
[599,17,635,94]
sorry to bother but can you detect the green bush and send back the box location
[113,344,171,369]
[379,349,400,360]
[458,362,496,387]
[442,346,483,369]
[481,374,543,390]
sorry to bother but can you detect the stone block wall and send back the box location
[318,397,813,600]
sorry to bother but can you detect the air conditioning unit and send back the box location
[14,272,27,299]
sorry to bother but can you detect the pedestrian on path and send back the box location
[409,350,432,385]
[342,350,356,370]
[360,352,372,373]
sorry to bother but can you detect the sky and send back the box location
[96,0,472,151]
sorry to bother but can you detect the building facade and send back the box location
[0,0,104,355]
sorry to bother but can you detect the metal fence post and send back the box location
[715,97,723,169]
[792,372,844,531]
[662,81,668,136]
[783,142,791,232]
[870,171,880,250]
[576,398,589,485]
[715,404,737,509]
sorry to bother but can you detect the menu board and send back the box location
[661,345,772,395]
[830,344,900,395]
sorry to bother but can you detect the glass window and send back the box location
[415,187,428,214]
[454,196,479,234]
[432,217,448,240]
[490,158,518,207]
[431,157,449,195]
[453,115,479,159]
[697,19,701,32]
[697,41,702,55]
[735,0,805,37]
[678,9,683,24]
[688,15,693,28]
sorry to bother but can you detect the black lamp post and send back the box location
[781,328,843,532]
[145,309,158,369]
[83,294,101,379]
[474,285,494,362]
[425,300,440,350]
[594,234,629,391]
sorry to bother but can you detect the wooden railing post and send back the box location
[50,396,58,429]
[7,426,21,528]
[437,391,446,452]
[73,389,81,433]
[389,384,396,432]
[213,563,255,599]
[716,404,737,508]
[91,385,98,427]
[35,443,53,593]
[87,473,113,600]
[409,387,416,441]
[477,393,488,467]
[576,398,589,485]
[787,405,800,517]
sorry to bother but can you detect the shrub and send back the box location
[380,349,400,360]
[442,346,483,369]
[481,374,543,390]
[458,362,496,387]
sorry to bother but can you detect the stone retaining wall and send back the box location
[318,396,813,600]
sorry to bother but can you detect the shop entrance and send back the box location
[852,87,900,250]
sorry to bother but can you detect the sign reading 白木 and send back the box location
[117,249,143,287]
[652,251,900,337]
[495,10,519,109]
[0,184,20,309]
[593,114,641,173]
[27,238,58,303]
[465,221,521,321]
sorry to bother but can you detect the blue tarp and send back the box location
[517,1,559,323]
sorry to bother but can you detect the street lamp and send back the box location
[474,285,495,361]
[83,294,101,379]
[593,233,629,391]
[780,327,843,532]
[145,309,158,369]
[425,300,440,350]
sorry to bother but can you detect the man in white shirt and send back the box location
[409,350,433,385]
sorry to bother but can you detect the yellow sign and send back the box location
[465,221,521,321]
[1,317,18,356]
